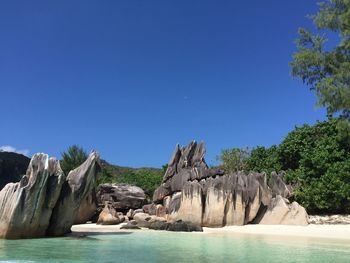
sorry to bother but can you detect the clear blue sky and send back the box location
[0,1,327,167]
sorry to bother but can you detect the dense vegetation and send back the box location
[97,161,165,201]
[218,118,350,214]
[60,145,164,201]
[291,0,350,119]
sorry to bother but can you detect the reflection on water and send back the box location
[0,231,349,263]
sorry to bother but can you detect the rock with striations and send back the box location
[0,153,65,239]
[74,190,98,224]
[97,183,146,213]
[268,172,293,198]
[47,151,100,236]
[152,141,308,227]
[0,151,101,239]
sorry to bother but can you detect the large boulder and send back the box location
[97,204,123,225]
[133,212,166,228]
[0,151,101,239]
[259,195,309,225]
[152,141,308,227]
[47,151,100,236]
[97,183,146,213]
[0,154,65,239]
[148,220,203,232]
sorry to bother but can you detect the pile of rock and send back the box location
[152,141,309,227]
[309,215,350,224]
[96,204,202,232]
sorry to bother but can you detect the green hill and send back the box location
[97,160,165,201]
[0,152,30,190]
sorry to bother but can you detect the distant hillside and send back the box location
[98,159,165,201]
[0,152,30,190]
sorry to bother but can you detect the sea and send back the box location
[0,230,349,262]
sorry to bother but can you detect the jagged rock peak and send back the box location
[152,141,308,227]
[0,151,101,239]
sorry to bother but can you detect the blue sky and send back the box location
[0,1,328,167]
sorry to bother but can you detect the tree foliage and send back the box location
[218,119,350,214]
[60,145,88,175]
[290,0,350,119]
[217,147,250,173]
[97,163,165,201]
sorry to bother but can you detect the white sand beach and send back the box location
[203,224,350,241]
[71,223,350,241]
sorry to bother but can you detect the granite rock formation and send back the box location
[47,151,100,236]
[97,204,124,225]
[153,141,308,227]
[259,195,309,225]
[0,151,100,239]
[97,183,146,213]
[74,190,98,224]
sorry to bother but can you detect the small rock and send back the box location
[120,223,141,230]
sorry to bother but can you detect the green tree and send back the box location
[222,119,350,213]
[246,145,281,175]
[217,147,250,173]
[61,145,88,175]
[290,0,350,119]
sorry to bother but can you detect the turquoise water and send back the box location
[0,231,349,263]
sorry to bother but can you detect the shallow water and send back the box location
[0,231,349,263]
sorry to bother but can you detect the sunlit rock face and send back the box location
[153,141,308,227]
[259,195,309,225]
[0,154,65,239]
[0,151,100,239]
[47,151,100,236]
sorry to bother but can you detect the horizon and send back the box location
[1,1,328,168]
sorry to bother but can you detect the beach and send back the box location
[71,223,350,241]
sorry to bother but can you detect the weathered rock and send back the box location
[148,221,170,230]
[152,141,308,227]
[133,209,143,215]
[148,219,203,232]
[169,181,203,225]
[0,151,101,239]
[97,183,146,213]
[133,212,166,228]
[268,172,293,198]
[97,204,121,225]
[0,154,65,239]
[120,223,141,230]
[126,209,134,219]
[259,195,309,225]
[143,203,166,218]
[74,190,98,224]
[47,151,101,236]
[308,214,350,225]
[167,220,203,232]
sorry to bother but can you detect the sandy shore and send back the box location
[203,224,350,241]
[71,223,350,241]
[71,223,133,233]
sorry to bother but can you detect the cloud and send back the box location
[0,145,30,156]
